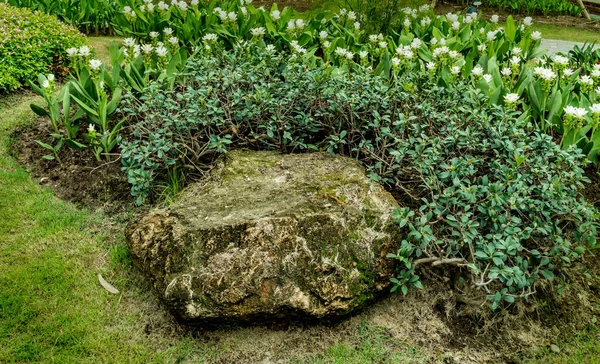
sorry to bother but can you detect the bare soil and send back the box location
[11,117,133,212]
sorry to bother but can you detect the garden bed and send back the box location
[11,116,132,210]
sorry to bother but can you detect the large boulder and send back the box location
[126,150,401,324]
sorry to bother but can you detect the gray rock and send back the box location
[126,150,401,324]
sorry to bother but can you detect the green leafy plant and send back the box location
[0,3,86,93]
[121,45,598,308]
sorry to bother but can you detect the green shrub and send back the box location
[5,0,119,34]
[120,46,598,307]
[0,3,86,92]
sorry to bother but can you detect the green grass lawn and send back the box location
[532,24,600,44]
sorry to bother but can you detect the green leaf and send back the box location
[30,104,50,117]
[540,269,555,281]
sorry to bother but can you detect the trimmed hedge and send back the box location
[0,3,86,92]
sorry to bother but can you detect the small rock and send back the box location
[550,344,561,353]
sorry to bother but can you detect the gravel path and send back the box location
[540,39,600,56]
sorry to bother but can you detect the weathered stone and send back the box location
[126,150,401,324]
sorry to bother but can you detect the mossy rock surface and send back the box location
[126,150,402,324]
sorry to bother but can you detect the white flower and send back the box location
[287,20,295,31]
[295,19,305,29]
[446,13,458,23]
[391,57,400,66]
[472,65,484,76]
[124,38,136,47]
[359,50,368,59]
[42,80,50,88]
[590,104,600,114]
[89,59,102,70]
[452,21,460,30]
[510,56,521,66]
[483,74,493,83]
[147,3,155,12]
[440,38,446,45]
[203,33,218,42]
[354,22,361,30]
[191,0,199,5]
[448,50,459,59]
[250,27,265,36]
[378,41,388,49]
[504,93,519,104]
[513,47,522,55]
[420,17,431,27]
[581,75,594,85]
[348,11,356,20]
[88,124,95,133]
[319,31,328,40]
[149,31,159,39]
[66,48,78,57]
[79,45,91,57]
[164,28,173,35]
[537,68,557,82]
[266,44,276,52]
[155,45,168,57]
[553,55,569,65]
[491,14,499,23]
[594,64,600,71]
[477,44,487,53]
[531,31,542,41]
[158,1,168,10]
[123,6,132,14]
[403,18,411,27]
[168,36,178,45]
[426,62,436,70]
[419,4,431,12]
[47,74,55,81]
[523,17,533,26]
[411,38,422,49]
[228,12,237,22]
[241,7,247,16]
[592,69,600,78]
[564,105,588,119]
[487,31,497,41]
[501,67,512,77]
[140,5,146,13]
[323,41,331,48]
[473,1,482,6]
[177,1,187,10]
[564,68,575,77]
[271,10,280,21]
[431,38,438,45]
[451,65,461,75]
[141,44,154,54]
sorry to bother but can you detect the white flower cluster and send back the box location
[290,40,307,55]
[564,106,588,120]
[335,47,354,60]
[534,67,557,82]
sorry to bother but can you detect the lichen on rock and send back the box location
[126,150,401,324]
